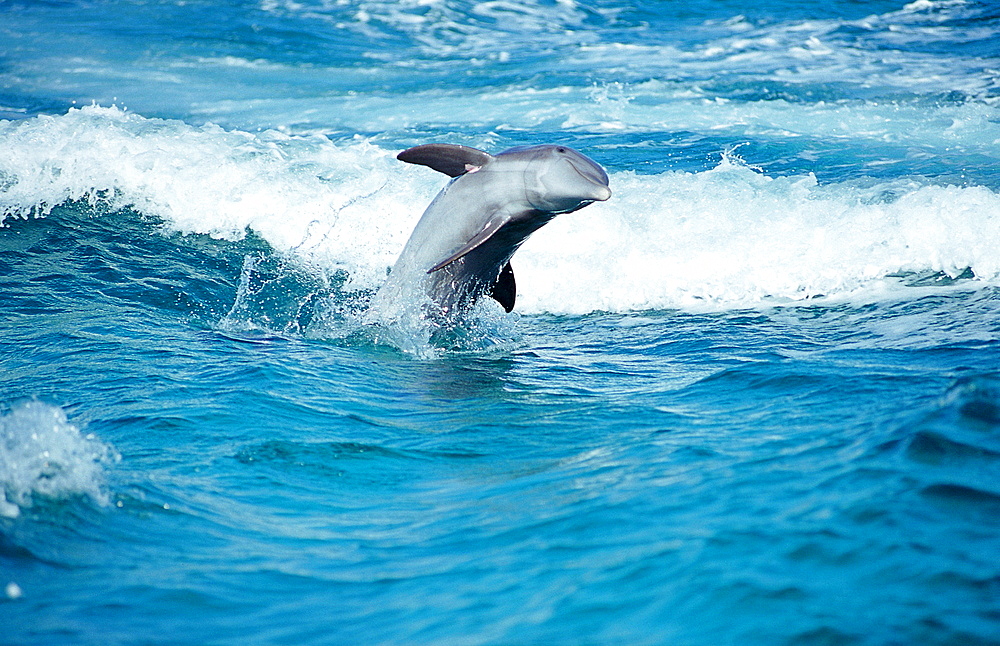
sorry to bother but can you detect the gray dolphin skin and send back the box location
[371,143,612,320]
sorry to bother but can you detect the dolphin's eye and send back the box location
[556,147,567,153]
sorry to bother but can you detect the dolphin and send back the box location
[370,143,611,320]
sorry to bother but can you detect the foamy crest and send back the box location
[0,105,432,290]
[516,156,1000,313]
[0,401,119,518]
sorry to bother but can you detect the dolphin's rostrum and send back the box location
[371,143,611,320]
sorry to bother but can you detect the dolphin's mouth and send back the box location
[520,145,613,212]
[569,159,612,202]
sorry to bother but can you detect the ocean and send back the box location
[2,0,1000,643]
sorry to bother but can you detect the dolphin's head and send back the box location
[500,145,612,214]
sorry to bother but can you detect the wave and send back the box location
[520,156,1000,313]
[3,106,1000,314]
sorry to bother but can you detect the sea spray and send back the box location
[0,401,119,518]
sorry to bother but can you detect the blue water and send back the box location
[3,0,1000,643]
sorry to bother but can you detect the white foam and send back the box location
[2,106,1000,315]
[516,156,1000,313]
[0,401,119,518]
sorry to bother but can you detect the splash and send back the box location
[0,401,119,518]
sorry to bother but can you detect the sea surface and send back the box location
[2,0,1000,644]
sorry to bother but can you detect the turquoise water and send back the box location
[2,1,1000,643]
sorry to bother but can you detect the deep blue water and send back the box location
[2,0,1000,644]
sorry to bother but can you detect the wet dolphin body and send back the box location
[371,143,611,320]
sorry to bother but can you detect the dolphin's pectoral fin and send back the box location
[427,213,511,273]
[397,144,493,178]
[490,262,516,313]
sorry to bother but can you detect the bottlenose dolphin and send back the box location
[370,143,611,320]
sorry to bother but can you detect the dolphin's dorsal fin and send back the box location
[490,262,516,313]
[427,212,511,273]
[397,144,493,178]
